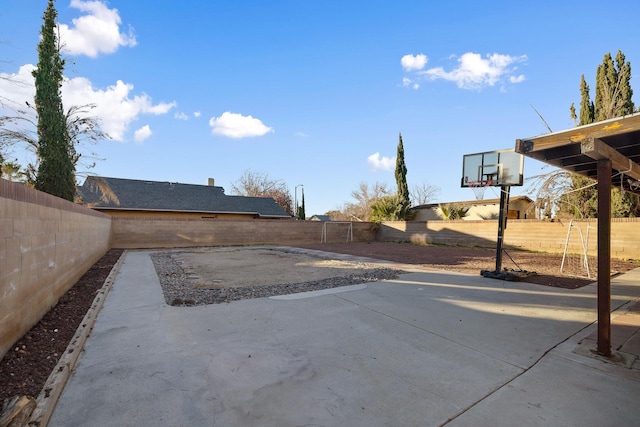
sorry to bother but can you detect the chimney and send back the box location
[207,178,215,186]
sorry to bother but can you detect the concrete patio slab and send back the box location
[48,250,640,427]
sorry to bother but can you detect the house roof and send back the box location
[77,176,292,218]
[410,195,534,210]
[516,113,640,195]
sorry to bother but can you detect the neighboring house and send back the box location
[77,176,292,219]
[309,214,332,221]
[410,196,534,221]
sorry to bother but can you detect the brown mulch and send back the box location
[1,243,638,407]
[0,249,123,405]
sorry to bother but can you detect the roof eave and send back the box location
[89,206,290,217]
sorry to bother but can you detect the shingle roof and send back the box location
[77,176,291,218]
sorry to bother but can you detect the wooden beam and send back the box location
[516,113,640,154]
[581,137,640,180]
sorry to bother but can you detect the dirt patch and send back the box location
[295,242,640,289]
[152,248,400,305]
[172,247,388,289]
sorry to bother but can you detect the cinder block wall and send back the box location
[111,217,377,248]
[112,216,640,259]
[0,179,111,359]
[378,218,640,259]
[3,191,638,361]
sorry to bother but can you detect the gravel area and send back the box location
[150,250,402,306]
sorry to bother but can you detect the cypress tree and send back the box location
[298,189,306,220]
[594,51,634,121]
[594,53,612,121]
[578,75,594,126]
[563,50,639,218]
[395,133,409,207]
[33,0,76,201]
[615,50,634,116]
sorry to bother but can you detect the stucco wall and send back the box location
[111,216,377,248]
[411,198,534,221]
[378,218,640,259]
[0,179,111,359]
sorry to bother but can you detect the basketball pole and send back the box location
[494,185,511,273]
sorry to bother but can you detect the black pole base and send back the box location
[480,268,537,281]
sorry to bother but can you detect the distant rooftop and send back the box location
[77,176,291,218]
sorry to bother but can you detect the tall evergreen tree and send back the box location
[33,0,76,201]
[616,50,634,115]
[395,133,410,219]
[594,51,634,121]
[561,50,639,218]
[578,75,595,125]
[297,189,306,220]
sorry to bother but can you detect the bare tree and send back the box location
[410,182,440,205]
[0,38,24,109]
[524,169,575,218]
[230,169,293,215]
[0,74,28,110]
[323,209,347,221]
[339,181,391,221]
[0,102,108,183]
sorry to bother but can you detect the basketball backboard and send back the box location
[461,148,524,187]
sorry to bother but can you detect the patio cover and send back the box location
[516,113,640,356]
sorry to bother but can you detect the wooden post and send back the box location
[597,159,612,357]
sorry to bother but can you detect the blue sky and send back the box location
[2,0,640,216]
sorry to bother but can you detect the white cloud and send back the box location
[134,125,152,142]
[0,64,176,142]
[294,131,309,138]
[193,111,201,118]
[367,152,395,171]
[62,77,176,140]
[401,54,428,71]
[421,52,528,90]
[58,0,137,58]
[209,112,274,139]
[175,112,189,120]
[402,77,419,90]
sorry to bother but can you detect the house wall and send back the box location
[110,217,377,248]
[412,209,441,221]
[0,179,111,359]
[412,198,534,221]
[378,218,640,259]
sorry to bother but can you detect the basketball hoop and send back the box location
[467,180,492,200]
